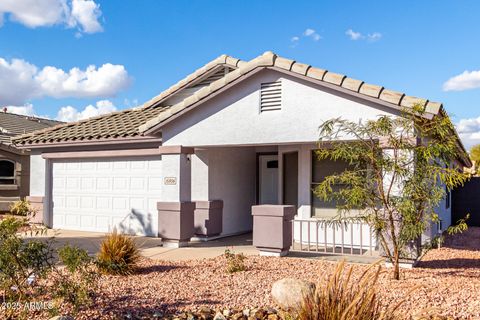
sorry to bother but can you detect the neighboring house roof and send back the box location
[11,51,471,167]
[0,111,61,146]
[12,54,242,146]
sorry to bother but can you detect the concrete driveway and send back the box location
[30,229,259,261]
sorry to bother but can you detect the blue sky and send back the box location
[1,0,480,148]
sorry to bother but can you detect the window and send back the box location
[310,151,363,218]
[0,160,15,185]
[260,81,282,112]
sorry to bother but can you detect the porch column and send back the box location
[252,205,295,256]
[191,149,224,237]
[27,151,51,226]
[157,146,195,247]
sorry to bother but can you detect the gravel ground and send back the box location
[14,228,480,319]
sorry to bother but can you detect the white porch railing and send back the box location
[291,218,378,256]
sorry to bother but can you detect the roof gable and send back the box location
[139,51,443,134]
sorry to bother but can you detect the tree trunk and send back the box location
[393,248,400,280]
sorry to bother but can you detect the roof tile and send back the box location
[379,89,404,105]
[400,95,428,109]
[359,83,383,98]
[341,78,363,92]
[274,57,295,71]
[290,62,310,75]
[323,72,346,86]
[306,67,327,80]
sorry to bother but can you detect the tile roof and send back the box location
[13,54,243,146]
[0,112,61,145]
[13,105,168,145]
[13,51,464,166]
[139,51,443,133]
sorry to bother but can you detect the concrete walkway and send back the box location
[31,229,259,261]
[29,229,380,264]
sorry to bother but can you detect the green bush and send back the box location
[296,261,411,320]
[224,248,247,273]
[0,218,100,318]
[9,199,35,217]
[0,216,54,302]
[97,229,140,275]
[52,245,99,312]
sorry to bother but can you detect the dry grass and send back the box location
[297,261,410,320]
[97,229,140,275]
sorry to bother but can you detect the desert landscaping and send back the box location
[16,228,478,320]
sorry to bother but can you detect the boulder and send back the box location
[271,278,315,310]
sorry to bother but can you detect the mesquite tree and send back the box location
[314,105,469,280]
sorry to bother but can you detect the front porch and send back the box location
[158,143,379,257]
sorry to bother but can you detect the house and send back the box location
[12,52,471,251]
[0,110,60,212]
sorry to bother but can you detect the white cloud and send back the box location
[443,70,480,91]
[303,28,321,41]
[345,29,382,42]
[346,29,362,40]
[69,0,102,33]
[0,56,131,106]
[3,104,36,116]
[367,32,382,42]
[456,116,480,149]
[56,99,117,122]
[0,0,103,34]
[291,28,321,46]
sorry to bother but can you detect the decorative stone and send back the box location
[213,312,227,320]
[271,278,315,310]
[222,309,232,317]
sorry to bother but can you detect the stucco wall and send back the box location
[191,146,257,235]
[162,69,399,147]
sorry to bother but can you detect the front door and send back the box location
[258,154,279,204]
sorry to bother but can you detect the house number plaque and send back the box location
[164,177,177,185]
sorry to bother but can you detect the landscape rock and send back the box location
[271,278,315,310]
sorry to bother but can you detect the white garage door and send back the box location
[52,157,162,236]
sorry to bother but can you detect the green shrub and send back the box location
[296,261,411,320]
[97,229,140,275]
[53,245,99,311]
[9,199,35,217]
[224,248,247,273]
[0,216,54,302]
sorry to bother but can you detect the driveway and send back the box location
[29,229,259,261]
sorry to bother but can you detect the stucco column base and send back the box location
[194,200,223,237]
[162,240,190,248]
[157,202,195,244]
[252,205,295,256]
[259,249,289,257]
[26,196,44,224]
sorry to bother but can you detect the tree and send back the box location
[314,105,469,280]
[470,144,480,175]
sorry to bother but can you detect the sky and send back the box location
[0,0,480,149]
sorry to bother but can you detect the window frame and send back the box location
[0,159,16,185]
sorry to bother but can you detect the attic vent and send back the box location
[192,67,234,88]
[260,81,282,112]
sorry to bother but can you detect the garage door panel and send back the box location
[52,157,161,236]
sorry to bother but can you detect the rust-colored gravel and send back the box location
[18,228,480,319]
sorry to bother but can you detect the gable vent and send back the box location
[260,81,282,112]
[191,67,235,88]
